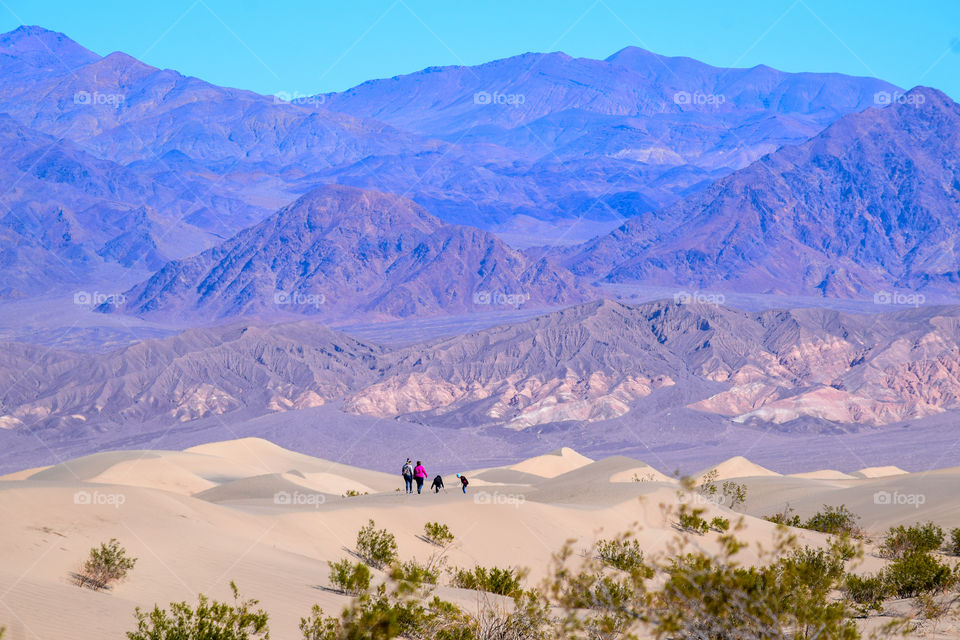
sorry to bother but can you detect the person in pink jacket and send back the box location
[413,460,427,494]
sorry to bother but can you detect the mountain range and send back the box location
[5,299,960,445]
[0,25,911,310]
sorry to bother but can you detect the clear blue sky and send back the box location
[1,0,958,98]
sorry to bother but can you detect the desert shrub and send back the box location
[764,506,803,528]
[77,538,137,590]
[677,508,709,535]
[424,522,455,546]
[127,582,268,640]
[343,489,368,497]
[879,522,944,559]
[842,573,890,614]
[883,552,957,598]
[803,505,862,537]
[356,519,398,569]
[300,588,479,640]
[950,528,960,556]
[327,558,372,595]
[721,481,748,510]
[392,559,439,587]
[653,536,858,640]
[596,538,651,575]
[710,516,730,532]
[452,566,527,597]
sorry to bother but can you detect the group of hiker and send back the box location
[401,458,468,495]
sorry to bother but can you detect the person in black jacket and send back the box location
[457,473,468,493]
[430,474,444,493]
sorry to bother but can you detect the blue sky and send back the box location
[1,0,958,98]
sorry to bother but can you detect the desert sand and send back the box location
[0,438,957,639]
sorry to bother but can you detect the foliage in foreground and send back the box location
[423,522,455,547]
[356,519,398,569]
[880,522,945,560]
[126,582,269,640]
[77,538,138,591]
[125,514,960,640]
[451,565,527,598]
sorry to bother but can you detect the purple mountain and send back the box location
[114,184,585,320]
[566,87,960,298]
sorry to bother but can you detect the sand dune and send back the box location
[1,438,957,639]
[698,456,782,480]
[851,465,909,479]
[788,469,856,480]
[506,447,594,478]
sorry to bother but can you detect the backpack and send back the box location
[402,463,413,477]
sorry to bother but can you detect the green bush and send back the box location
[763,507,802,528]
[842,573,889,613]
[391,559,439,587]
[883,552,956,598]
[327,559,371,595]
[77,538,137,591]
[710,517,730,532]
[451,566,527,597]
[343,489,368,497]
[127,582,269,640]
[803,505,861,537]
[879,522,944,559]
[677,508,709,535]
[596,538,651,575]
[423,522,455,546]
[356,520,398,569]
[950,528,960,556]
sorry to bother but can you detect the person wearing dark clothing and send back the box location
[401,459,414,494]
[457,473,469,494]
[414,461,427,494]
[431,475,444,493]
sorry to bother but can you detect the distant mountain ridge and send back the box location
[7,299,960,437]
[114,184,585,320]
[0,26,901,300]
[565,86,960,298]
